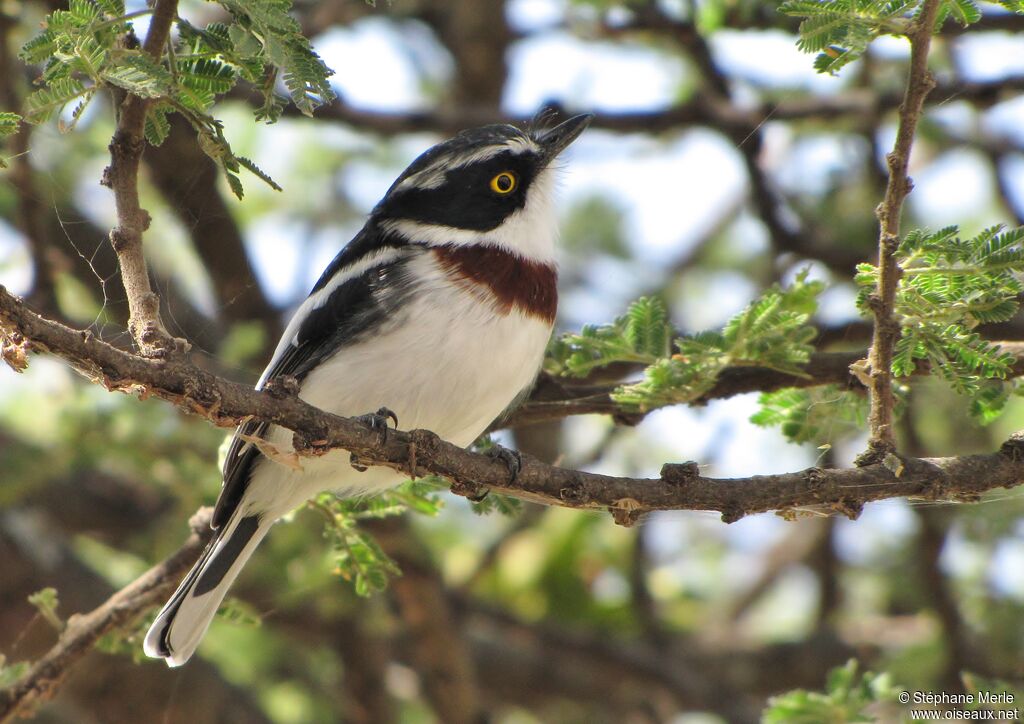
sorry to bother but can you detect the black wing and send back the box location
[212,236,422,529]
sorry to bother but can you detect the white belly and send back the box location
[239,257,553,520]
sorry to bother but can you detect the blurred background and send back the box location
[2,0,1024,721]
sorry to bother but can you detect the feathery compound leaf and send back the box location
[235,156,283,191]
[216,0,336,116]
[20,31,58,64]
[180,58,237,95]
[23,79,90,123]
[143,103,172,146]
[276,38,336,116]
[976,225,1024,266]
[0,113,21,138]
[222,166,245,200]
[101,53,172,97]
[624,297,671,357]
[969,381,1012,425]
[94,0,126,17]
[943,0,981,24]
[782,0,914,75]
[796,13,853,52]
[752,386,867,445]
[892,331,927,377]
[602,275,823,412]
[881,224,1024,403]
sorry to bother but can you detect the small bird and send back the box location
[144,113,592,666]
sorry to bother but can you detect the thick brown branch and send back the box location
[101,0,179,357]
[863,0,942,459]
[3,286,1024,527]
[0,509,214,723]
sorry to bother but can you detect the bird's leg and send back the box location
[351,407,399,472]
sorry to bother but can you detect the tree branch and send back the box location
[863,0,941,460]
[100,0,179,357]
[263,75,1024,140]
[3,285,1024,527]
[0,509,214,723]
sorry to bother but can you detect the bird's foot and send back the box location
[351,407,399,472]
[357,407,399,439]
[485,443,522,487]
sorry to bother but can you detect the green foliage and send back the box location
[763,659,900,723]
[857,225,1024,416]
[0,112,22,168]
[548,296,673,379]
[27,587,63,631]
[315,480,444,596]
[470,492,524,517]
[780,0,981,75]
[549,273,823,412]
[751,385,868,445]
[214,0,334,117]
[16,0,336,197]
[0,655,29,688]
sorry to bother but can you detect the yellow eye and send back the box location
[489,171,517,194]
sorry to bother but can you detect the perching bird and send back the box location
[144,113,592,666]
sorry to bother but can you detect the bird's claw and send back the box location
[486,444,522,486]
[356,407,399,442]
[351,407,398,472]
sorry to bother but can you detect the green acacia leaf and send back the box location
[143,103,173,146]
[944,0,981,24]
[101,53,172,97]
[235,155,283,191]
[0,112,22,138]
[24,79,90,123]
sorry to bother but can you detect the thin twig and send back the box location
[862,0,942,461]
[101,0,180,357]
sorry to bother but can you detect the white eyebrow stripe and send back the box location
[396,137,541,192]
[380,166,558,264]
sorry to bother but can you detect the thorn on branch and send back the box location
[558,481,591,505]
[612,410,646,426]
[855,438,895,467]
[609,498,643,527]
[450,478,490,502]
[1,332,29,372]
[804,467,826,486]
[1000,431,1024,461]
[264,374,300,398]
[292,429,331,457]
[661,461,700,485]
[720,505,744,524]
[108,228,130,253]
[833,499,864,521]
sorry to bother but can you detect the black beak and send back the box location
[536,113,593,162]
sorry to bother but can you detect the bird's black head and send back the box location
[374,114,593,234]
